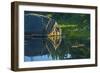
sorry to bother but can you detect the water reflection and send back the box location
[24,35,90,62]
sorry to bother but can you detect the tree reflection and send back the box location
[24,34,90,62]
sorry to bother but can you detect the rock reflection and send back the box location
[24,35,90,62]
[24,35,62,61]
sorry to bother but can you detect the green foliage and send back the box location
[46,13,90,59]
[41,12,90,38]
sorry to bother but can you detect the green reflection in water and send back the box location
[24,35,90,61]
[46,35,90,60]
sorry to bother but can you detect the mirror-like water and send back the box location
[24,35,90,62]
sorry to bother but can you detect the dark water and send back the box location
[24,35,90,62]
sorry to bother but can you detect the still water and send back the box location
[24,35,90,62]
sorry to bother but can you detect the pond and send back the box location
[24,35,90,62]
